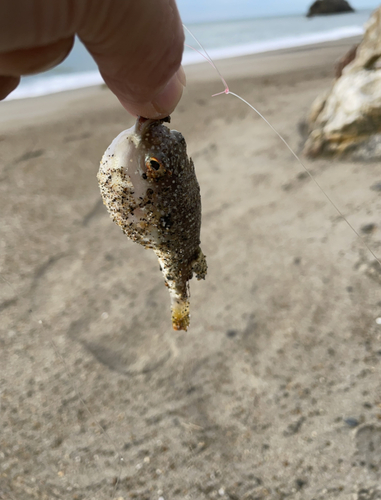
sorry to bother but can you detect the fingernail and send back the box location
[176,65,186,87]
[120,67,186,119]
[152,66,186,116]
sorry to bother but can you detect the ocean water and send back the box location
[6,9,373,101]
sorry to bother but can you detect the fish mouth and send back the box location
[135,116,171,136]
[135,116,151,135]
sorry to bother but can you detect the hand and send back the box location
[0,0,185,118]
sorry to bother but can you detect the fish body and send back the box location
[97,117,207,331]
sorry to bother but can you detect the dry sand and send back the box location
[1,38,381,500]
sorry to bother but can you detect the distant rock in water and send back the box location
[303,7,381,161]
[307,0,354,17]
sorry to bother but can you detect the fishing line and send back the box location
[183,23,381,269]
[183,24,229,92]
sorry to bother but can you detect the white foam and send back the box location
[182,25,364,65]
[5,71,103,100]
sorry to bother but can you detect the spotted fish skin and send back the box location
[97,117,207,331]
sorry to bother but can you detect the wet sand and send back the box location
[2,37,381,500]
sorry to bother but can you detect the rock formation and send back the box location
[334,44,358,78]
[307,0,354,17]
[304,7,381,160]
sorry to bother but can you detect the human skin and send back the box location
[0,0,185,118]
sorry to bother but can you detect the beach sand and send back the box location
[2,37,381,500]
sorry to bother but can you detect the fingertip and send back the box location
[0,75,20,100]
[152,66,186,117]
[119,67,186,119]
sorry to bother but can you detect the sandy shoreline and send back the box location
[2,36,381,500]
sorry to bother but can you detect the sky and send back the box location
[177,0,381,23]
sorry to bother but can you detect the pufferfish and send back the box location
[97,116,207,331]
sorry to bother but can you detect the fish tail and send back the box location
[171,297,190,331]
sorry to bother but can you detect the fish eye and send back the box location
[146,157,162,171]
[150,159,161,170]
